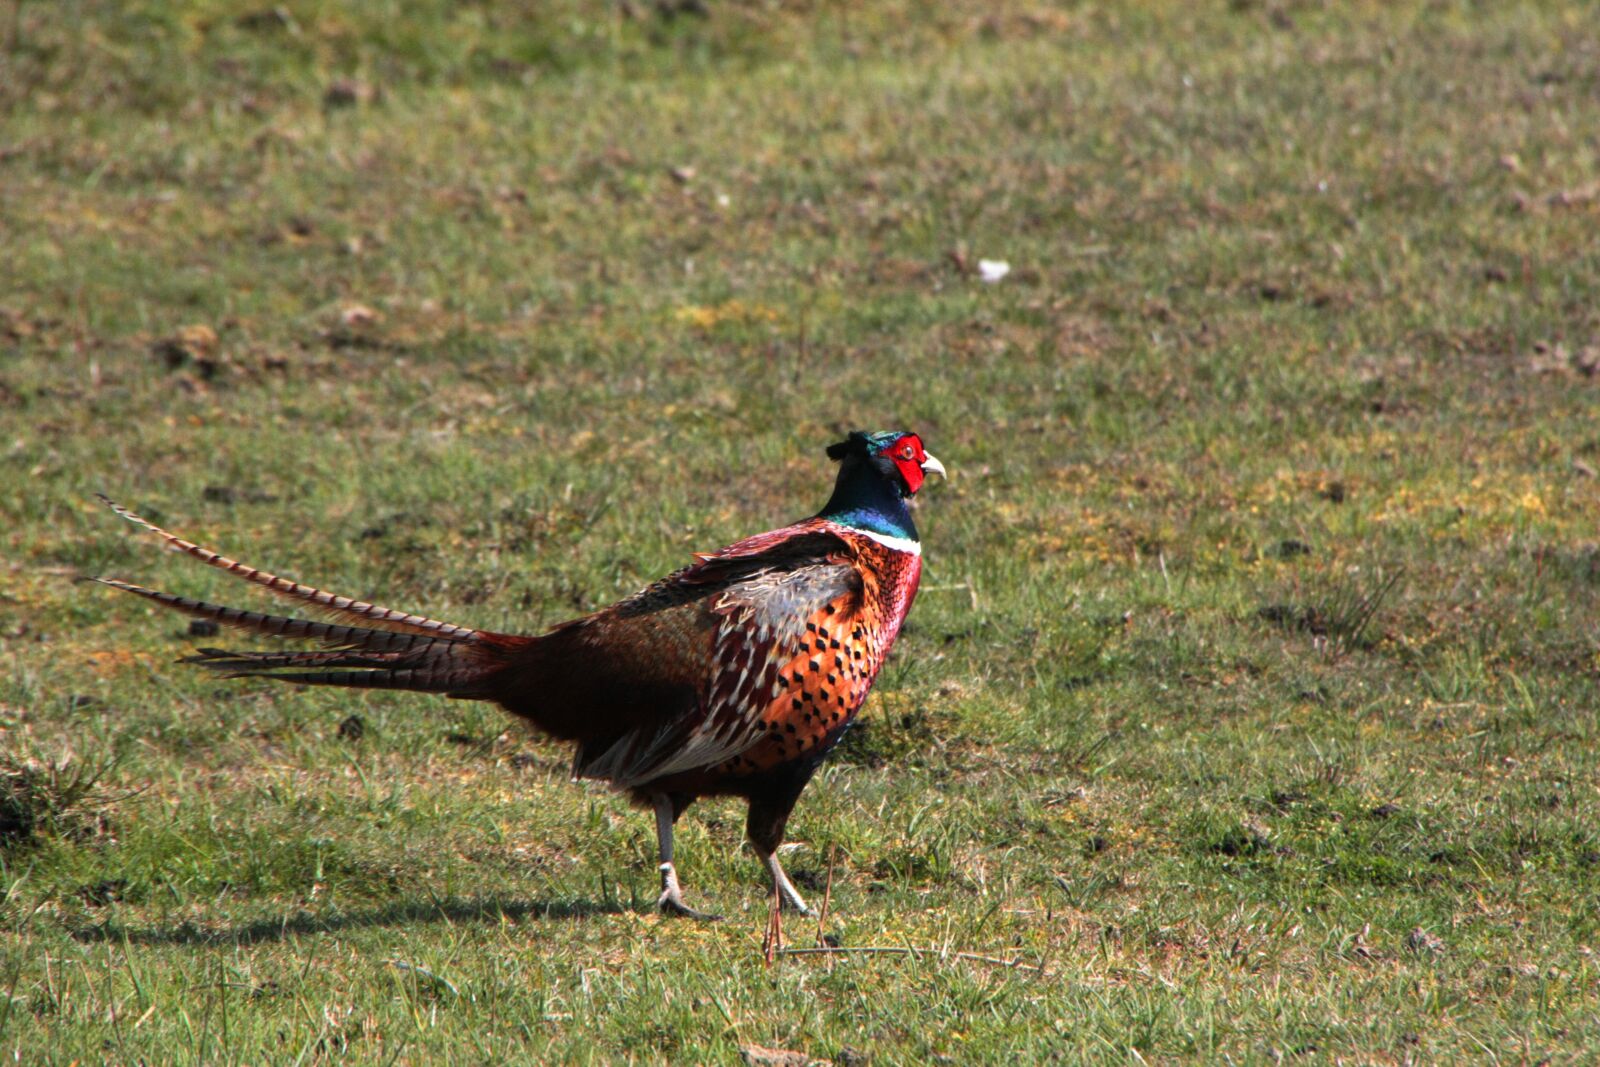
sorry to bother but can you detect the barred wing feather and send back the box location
[576,556,861,787]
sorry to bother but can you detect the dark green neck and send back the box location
[817,456,919,542]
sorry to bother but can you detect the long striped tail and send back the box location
[87,497,526,698]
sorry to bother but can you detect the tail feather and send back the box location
[201,666,494,694]
[91,497,529,701]
[96,495,479,641]
[185,647,429,669]
[84,577,458,653]
[87,578,510,698]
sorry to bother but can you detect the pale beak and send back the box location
[920,453,947,480]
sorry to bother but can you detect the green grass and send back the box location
[4,0,1600,1061]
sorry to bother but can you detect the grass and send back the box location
[4,0,1600,1060]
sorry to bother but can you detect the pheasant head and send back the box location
[818,430,945,543]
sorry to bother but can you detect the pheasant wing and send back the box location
[618,561,861,783]
[571,530,861,786]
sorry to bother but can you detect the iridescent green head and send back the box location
[818,430,945,541]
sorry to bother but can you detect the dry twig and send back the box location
[777,945,1045,973]
[762,881,782,966]
[815,845,836,952]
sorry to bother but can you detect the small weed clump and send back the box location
[0,750,119,850]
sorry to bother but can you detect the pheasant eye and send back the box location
[900,445,915,459]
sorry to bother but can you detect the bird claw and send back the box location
[657,889,723,922]
[778,890,813,916]
[767,861,813,915]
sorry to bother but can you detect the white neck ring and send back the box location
[849,528,921,555]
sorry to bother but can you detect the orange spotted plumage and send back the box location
[90,430,945,920]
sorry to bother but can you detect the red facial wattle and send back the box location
[888,434,929,495]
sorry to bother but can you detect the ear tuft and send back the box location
[826,431,870,462]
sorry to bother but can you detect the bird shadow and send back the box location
[71,893,631,947]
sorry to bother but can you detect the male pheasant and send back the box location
[90,430,944,920]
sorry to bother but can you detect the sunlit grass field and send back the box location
[4,1,1600,1061]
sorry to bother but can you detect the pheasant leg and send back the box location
[763,850,814,915]
[654,795,722,921]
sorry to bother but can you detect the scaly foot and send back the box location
[778,884,813,916]
[657,886,723,922]
[657,861,722,921]
[766,852,814,915]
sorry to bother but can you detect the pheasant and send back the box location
[90,430,945,920]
